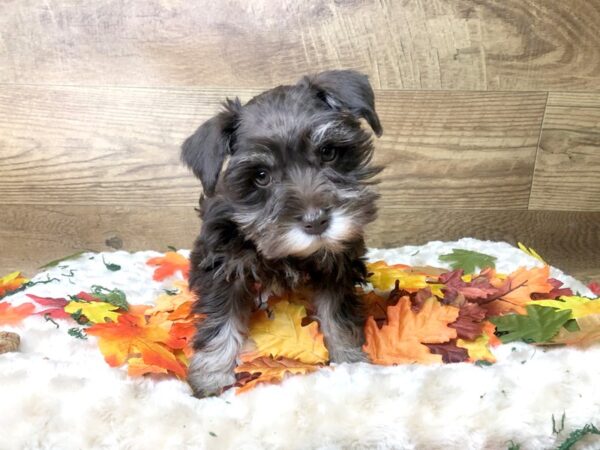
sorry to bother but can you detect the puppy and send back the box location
[181,70,383,397]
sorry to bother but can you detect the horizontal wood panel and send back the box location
[529,93,600,211]
[1,0,599,90]
[0,85,545,209]
[1,205,598,283]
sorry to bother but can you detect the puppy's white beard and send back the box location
[281,210,360,258]
[282,228,324,258]
[324,210,358,243]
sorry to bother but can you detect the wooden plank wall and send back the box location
[0,0,599,280]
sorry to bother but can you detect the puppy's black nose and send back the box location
[301,209,330,235]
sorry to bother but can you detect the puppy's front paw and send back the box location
[188,353,236,398]
[329,346,368,364]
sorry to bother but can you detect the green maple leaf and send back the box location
[438,249,497,274]
[90,285,129,311]
[491,305,572,344]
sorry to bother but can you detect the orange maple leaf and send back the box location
[486,266,553,315]
[146,252,190,281]
[127,358,169,377]
[86,313,187,377]
[166,321,196,357]
[363,296,459,365]
[0,302,35,325]
[234,357,320,393]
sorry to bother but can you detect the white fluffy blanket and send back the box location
[1,238,598,450]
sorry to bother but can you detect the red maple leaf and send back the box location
[587,282,600,297]
[26,294,70,319]
[531,278,573,300]
[426,340,469,363]
[439,270,500,304]
[449,302,487,340]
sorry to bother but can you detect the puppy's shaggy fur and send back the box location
[181,70,383,397]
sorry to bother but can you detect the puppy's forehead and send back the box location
[237,85,329,143]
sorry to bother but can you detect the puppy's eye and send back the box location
[254,169,272,187]
[320,146,337,163]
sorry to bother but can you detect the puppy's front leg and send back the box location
[188,280,251,398]
[314,288,367,364]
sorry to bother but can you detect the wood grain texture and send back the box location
[0,85,546,209]
[1,0,599,90]
[1,205,598,282]
[529,93,600,211]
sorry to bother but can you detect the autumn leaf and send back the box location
[168,302,193,321]
[426,341,469,363]
[243,300,329,364]
[0,272,29,298]
[86,313,187,377]
[363,296,459,365]
[166,321,196,357]
[26,294,70,319]
[438,249,497,274]
[64,300,121,324]
[234,357,320,393]
[549,314,600,347]
[0,302,35,325]
[449,301,487,340]
[367,261,444,297]
[146,280,194,316]
[84,286,129,311]
[517,242,547,265]
[368,261,427,290]
[127,357,169,377]
[457,322,498,363]
[485,266,554,315]
[439,270,500,305]
[147,252,190,281]
[530,296,600,319]
[490,305,571,344]
[531,278,573,299]
[361,291,390,326]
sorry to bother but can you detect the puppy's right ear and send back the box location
[181,98,241,196]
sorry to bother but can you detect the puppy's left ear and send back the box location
[181,98,241,196]
[301,70,383,137]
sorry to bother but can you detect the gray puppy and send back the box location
[181,70,382,397]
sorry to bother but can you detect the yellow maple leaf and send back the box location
[0,271,29,297]
[456,321,498,363]
[234,357,320,393]
[244,300,329,364]
[517,242,547,265]
[367,261,443,296]
[363,296,459,365]
[64,301,120,324]
[530,296,600,319]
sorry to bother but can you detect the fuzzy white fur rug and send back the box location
[1,238,599,450]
